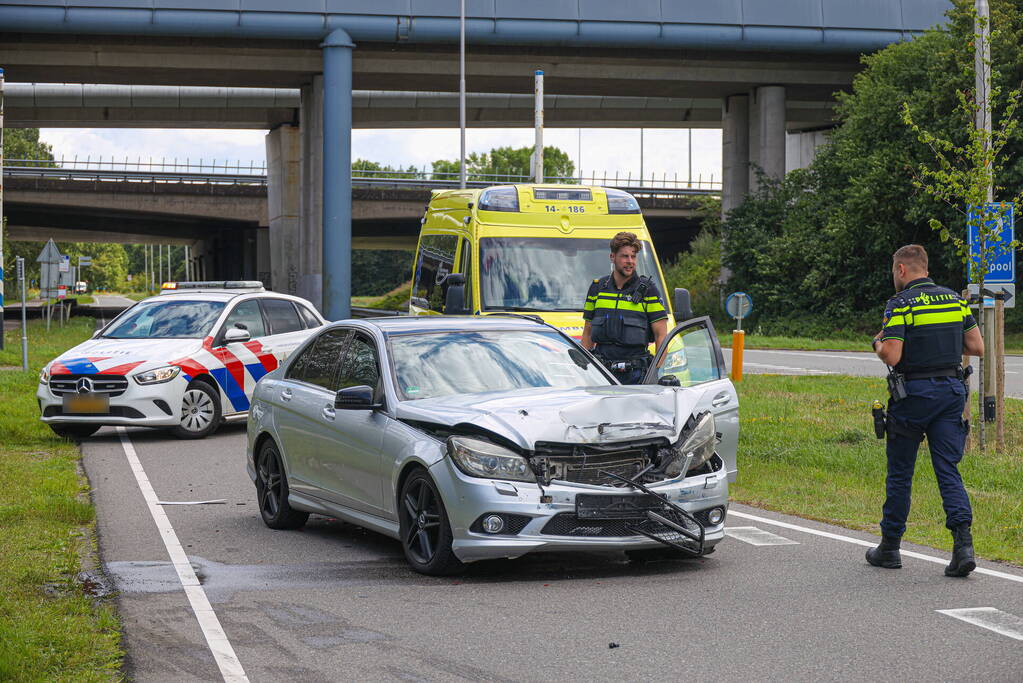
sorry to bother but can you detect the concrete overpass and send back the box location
[0,0,953,317]
[3,168,705,284]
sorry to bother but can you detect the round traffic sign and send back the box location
[725,292,753,319]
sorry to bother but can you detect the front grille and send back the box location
[541,513,641,537]
[49,374,129,397]
[547,451,649,486]
[43,405,145,419]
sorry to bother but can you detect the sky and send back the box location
[38,127,723,185]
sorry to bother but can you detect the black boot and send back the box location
[945,523,976,577]
[866,535,902,569]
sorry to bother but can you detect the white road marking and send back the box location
[937,608,1023,641]
[156,499,228,505]
[741,362,837,374]
[116,427,249,682]
[725,526,800,546]
[728,510,1023,585]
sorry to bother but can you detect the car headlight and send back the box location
[447,436,535,482]
[662,412,716,477]
[39,365,50,384]
[133,365,182,385]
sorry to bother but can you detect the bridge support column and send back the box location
[300,75,324,309]
[751,85,786,190]
[721,94,749,218]
[321,29,354,321]
[265,123,301,296]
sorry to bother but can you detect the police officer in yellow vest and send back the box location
[867,244,985,577]
[580,232,668,383]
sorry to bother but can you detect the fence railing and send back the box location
[4,158,721,195]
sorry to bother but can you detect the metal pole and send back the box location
[18,257,26,370]
[639,128,644,188]
[322,29,355,320]
[688,127,693,187]
[144,243,148,292]
[0,67,5,351]
[459,0,467,189]
[534,70,544,183]
[976,0,994,443]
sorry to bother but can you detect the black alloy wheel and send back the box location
[255,439,309,530]
[398,471,464,576]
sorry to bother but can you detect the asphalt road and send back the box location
[726,348,1023,399]
[80,423,1023,682]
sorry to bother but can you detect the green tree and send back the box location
[662,196,723,320]
[432,145,576,182]
[3,128,57,299]
[721,0,1023,333]
[352,158,421,180]
[3,128,55,163]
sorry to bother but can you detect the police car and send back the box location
[37,281,325,439]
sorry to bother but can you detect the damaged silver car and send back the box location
[246,315,738,575]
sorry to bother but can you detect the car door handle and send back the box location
[711,392,731,407]
[322,405,335,421]
[280,388,292,402]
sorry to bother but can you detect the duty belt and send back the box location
[902,367,961,381]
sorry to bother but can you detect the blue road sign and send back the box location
[725,292,753,319]
[968,202,1015,283]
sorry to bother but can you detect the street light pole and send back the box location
[459,0,466,189]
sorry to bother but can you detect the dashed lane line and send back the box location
[724,526,800,546]
[116,427,249,682]
[728,510,1023,585]
[937,608,1023,641]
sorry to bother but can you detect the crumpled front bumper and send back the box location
[429,456,729,563]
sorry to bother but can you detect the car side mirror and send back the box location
[223,327,251,343]
[335,385,382,410]
[673,288,693,321]
[443,273,469,315]
[658,374,681,387]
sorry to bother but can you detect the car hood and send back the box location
[394,385,704,450]
[48,337,205,375]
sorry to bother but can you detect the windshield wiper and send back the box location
[488,306,546,312]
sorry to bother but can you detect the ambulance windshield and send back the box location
[479,237,662,312]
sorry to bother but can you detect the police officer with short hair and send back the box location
[580,231,668,383]
[867,244,984,577]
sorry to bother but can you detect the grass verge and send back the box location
[733,374,1023,566]
[0,317,123,681]
[721,333,1023,355]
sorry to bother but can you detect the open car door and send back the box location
[643,316,738,483]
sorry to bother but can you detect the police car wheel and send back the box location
[170,381,221,439]
[49,424,101,439]
[255,439,309,530]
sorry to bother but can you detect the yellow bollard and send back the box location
[731,330,745,381]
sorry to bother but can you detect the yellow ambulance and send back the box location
[409,184,689,341]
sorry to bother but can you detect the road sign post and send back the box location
[17,256,27,369]
[725,292,753,381]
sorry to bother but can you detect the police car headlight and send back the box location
[447,436,534,482]
[133,365,181,385]
[663,412,716,477]
[39,365,51,384]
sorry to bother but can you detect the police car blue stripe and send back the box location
[209,367,249,412]
[62,358,101,374]
[245,362,268,384]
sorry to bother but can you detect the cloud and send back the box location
[39,127,723,182]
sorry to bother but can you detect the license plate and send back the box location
[63,393,109,414]
[576,493,666,520]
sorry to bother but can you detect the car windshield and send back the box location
[388,329,611,400]
[479,237,663,312]
[102,300,226,339]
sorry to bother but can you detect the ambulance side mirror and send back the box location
[443,273,469,315]
[673,288,693,321]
